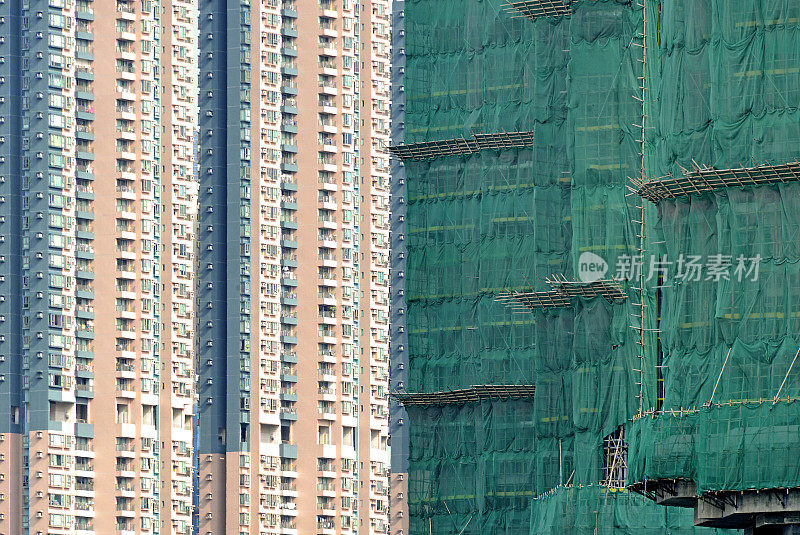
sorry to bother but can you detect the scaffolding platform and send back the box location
[392,384,535,406]
[503,0,571,20]
[497,276,627,311]
[546,274,628,302]
[633,161,800,203]
[496,289,572,310]
[388,131,535,161]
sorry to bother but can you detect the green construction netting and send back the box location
[628,401,800,493]
[648,0,800,177]
[529,485,734,534]
[407,401,539,535]
[404,0,664,532]
[628,0,800,494]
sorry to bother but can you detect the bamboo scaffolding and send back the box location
[388,131,535,161]
[496,276,627,311]
[503,0,571,20]
[632,160,800,203]
[391,384,536,406]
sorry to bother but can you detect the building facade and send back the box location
[388,1,408,534]
[0,0,198,534]
[195,1,391,534]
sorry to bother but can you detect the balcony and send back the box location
[75,520,94,531]
[76,44,95,59]
[319,21,337,33]
[116,461,134,472]
[75,362,94,372]
[75,501,93,511]
[76,64,94,77]
[76,481,94,491]
[116,2,135,14]
[76,438,94,451]
[75,461,94,472]
[76,282,94,293]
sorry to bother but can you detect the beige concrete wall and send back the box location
[198,455,227,535]
[390,473,409,535]
[0,433,22,535]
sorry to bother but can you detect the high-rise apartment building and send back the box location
[196,1,391,534]
[0,0,198,534]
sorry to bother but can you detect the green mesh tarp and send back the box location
[404,0,664,533]
[628,402,800,493]
[628,0,800,494]
[408,401,538,535]
[529,486,733,534]
[648,0,800,177]
[403,0,800,530]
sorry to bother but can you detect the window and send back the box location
[49,514,65,528]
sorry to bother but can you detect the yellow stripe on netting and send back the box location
[407,224,475,234]
[575,123,620,132]
[409,182,541,202]
[409,319,534,335]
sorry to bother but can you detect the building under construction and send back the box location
[391,0,800,533]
